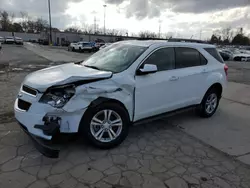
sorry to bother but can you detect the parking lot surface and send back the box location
[0,44,250,188]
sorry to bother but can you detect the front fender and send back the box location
[62,75,135,121]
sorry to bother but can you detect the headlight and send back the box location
[39,85,75,108]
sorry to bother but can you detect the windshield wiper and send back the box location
[84,65,100,70]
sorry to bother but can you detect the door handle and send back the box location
[169,76,179,81]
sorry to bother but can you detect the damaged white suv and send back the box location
[14,40,227,157]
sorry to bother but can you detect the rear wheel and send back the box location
[72,47,75,52]
[80,102,129,149]
[197,89,220,118]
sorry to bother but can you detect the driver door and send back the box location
[134,47,179,121]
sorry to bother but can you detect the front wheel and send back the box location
[196,89,220,118]
[80,103,130,149]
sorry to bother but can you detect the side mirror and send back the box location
[137,64,157,75]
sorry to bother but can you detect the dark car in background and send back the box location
[38,39,49,45]
[219,51,230,61]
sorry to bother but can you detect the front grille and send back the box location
[18,99,31,111]
[22,85,37,96]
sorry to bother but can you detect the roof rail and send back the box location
[168,38,209,44]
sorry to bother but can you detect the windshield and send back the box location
[83,43,147,73]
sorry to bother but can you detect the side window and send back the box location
[204,48,224,63]
[175,47,206,68]
[143,47,175,71]
[200,53,208,65]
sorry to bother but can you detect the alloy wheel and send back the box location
[90,109,123,143]
[205,93,218,114]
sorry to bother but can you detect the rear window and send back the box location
[204,48,224,63]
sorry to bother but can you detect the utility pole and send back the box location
[94,16,97,33]
[103,4,107,34]
[158,20,162,38]
[48,0,52,45]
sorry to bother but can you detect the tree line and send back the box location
[210,27,250,45]
[1,10,249,45]
[0,10,128,36]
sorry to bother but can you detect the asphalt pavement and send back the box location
[0,44,250,188]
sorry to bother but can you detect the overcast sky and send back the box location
[0,0,250,39]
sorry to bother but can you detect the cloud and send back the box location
[105,0,124,4]
[125,0,161,19]
[105,0,250,19]
[0,0,83,29]
[167,0,250,13]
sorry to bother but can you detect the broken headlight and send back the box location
[39,85,75,108]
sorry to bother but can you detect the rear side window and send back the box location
[175,47,207,69]
[204,48,224,63]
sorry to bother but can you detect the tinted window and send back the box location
[205,48,224,63]
[200,53,208,65]
[143,48,175,71]
[175,48,204,68]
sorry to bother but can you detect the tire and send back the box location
[234,57,242,61]
[196,88,220,118]
[72,47,75,52]
[80,102,130,149]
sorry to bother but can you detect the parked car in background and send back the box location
[218,50,230,61]
[81,42,96,52]
[14,37,24,45]
[0,36,4,43]
[5,36,15,44]
[68,41,95,52]
[232,50,250,61]
[14,40,227,157]
[68,42,84,52]
[38,39,49,45]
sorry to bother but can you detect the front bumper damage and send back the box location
[18,121,60,158]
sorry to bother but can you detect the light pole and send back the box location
[103,4,107,34]
[48,0,52,45]
[158,20,162,38]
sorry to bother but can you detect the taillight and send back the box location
[224,64,228,78]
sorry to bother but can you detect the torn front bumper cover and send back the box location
[18,122,60,158]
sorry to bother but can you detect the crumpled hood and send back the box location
[23,63,112,92]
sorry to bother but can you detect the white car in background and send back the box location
[0,36,4,43]
[14,37,24,45]
[232,50,250,61]
[14,40,227,157]
[68,41,85,52]
[5,36,15,44]
[68,41,95,52]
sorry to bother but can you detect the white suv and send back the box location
[14,40,228,157]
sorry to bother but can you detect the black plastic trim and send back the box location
[18,122,59,158]
[133,105,197,126]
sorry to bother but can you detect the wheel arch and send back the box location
[204,83,223,100]
[85,97,132,121]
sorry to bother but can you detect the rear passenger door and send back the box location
[174,47,208,106]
